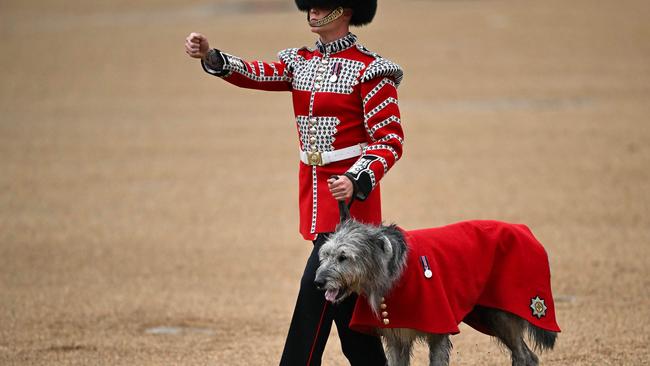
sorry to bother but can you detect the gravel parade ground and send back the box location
[1,0,648,364]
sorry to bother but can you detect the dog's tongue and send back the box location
[325,289,339,303]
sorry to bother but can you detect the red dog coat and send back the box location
[350,220,561,335]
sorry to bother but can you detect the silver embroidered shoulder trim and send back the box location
[356,44,404,87]
[278,47,306,74]
[361,58,404,87]
[355,44,379,58]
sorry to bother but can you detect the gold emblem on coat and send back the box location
[530,296,548,319]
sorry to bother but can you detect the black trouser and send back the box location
[280,233,387,366]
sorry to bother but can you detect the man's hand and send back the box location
[185,32,210,59]
[328,176,354,202]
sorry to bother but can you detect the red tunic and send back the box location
[202,33,404,240]
[350,220,561,335]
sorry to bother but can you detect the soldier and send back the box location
[185,1,403,364]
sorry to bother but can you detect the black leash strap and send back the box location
[338,200,352,223]
[332,175,355,223]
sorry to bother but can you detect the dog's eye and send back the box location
[337,254,347,262]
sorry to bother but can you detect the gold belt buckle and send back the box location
[307,151,324,166]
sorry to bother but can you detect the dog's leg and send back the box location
[479,307,539,366]
[426,333,451,366]
[383,329,414,366]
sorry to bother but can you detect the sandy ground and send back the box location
[1,0,649,364]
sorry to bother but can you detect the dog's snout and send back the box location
[314,278,326,290]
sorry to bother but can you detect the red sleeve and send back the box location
[201,49,293,92]
[345,76,404,200]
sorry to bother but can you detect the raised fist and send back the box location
[185,32,210,59]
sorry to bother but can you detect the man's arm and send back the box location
[344,59,404,201]
[185,32,292,92]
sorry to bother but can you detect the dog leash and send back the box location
[338,200,353,223]
[331,175,354,223]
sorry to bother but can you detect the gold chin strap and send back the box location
[309,7,344,27]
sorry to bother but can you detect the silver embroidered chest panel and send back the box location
[291,56,366,94]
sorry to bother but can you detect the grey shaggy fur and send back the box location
[315,220,407,314]
[314,219,557,366]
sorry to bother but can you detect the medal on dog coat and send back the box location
[349,220,561,336]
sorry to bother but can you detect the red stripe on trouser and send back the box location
[306,301,329,366]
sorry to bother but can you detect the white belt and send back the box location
[300,143,367,166]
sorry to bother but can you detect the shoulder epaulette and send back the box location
[356,44,404,87]
[278,47,308,73]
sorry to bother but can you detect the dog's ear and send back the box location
[375,234,393,258]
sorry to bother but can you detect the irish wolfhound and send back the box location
[314,219,560,366]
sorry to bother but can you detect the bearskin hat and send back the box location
[295,0,377,26]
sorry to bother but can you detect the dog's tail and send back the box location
[527,324,557,352]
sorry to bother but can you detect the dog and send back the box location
[314,219,560,366]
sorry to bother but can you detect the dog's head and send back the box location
[314,219,396,304]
